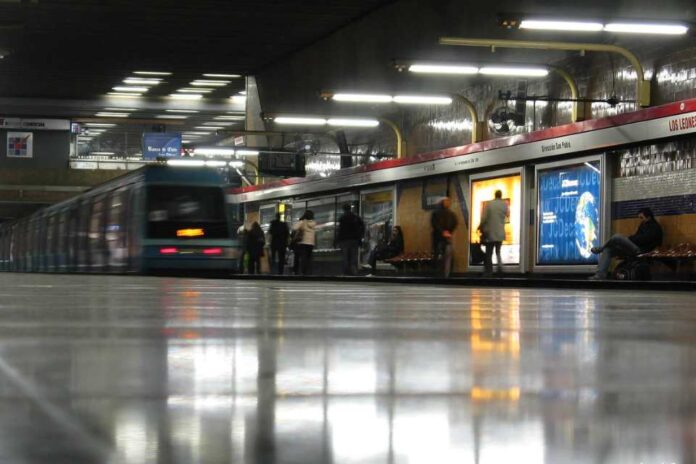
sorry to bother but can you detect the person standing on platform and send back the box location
[268,213,290,275]
[292,210,316,275]
[431,197,458,278]
[236,223,248,274]
[589,207,662,280]
[246,221,265,275]
[478,189,509,277]
[336,203,365,276]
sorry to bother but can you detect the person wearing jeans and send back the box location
[589,207,663,280]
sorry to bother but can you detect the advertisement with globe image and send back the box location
[537,160,601,265]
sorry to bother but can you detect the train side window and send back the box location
[89,195,107,268]
[106,189,127,268]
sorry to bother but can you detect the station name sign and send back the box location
[0,117,71,131]
[668,114,696,134]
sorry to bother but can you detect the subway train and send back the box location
[228,99,696,276]
[0,165,243,273]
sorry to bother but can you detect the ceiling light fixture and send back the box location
[332,93,392,103]
[134,71,172,76]
[204,160,228,167]
[203,73,242,78]
[202,121,232,126]
[156,115,188,119]
[191,80,230,87]
[169,94,203,100]
[123,78,162,85]
[166,109,199,113]
[182,131,212,135]
[214,115,246,120]
[107,92,143,98]
[95,112,130,118]
[112,86,149,93]
[392,95,452,104]
[327,118,380,127]
[91,151,116,155]
[177,88,214,93]
[409,64,479,74]
[229,161,244,168]
[519,20,603,31]
[194,148,236,156]
[274,117,327,125]
[479,66,549,77]
[85,123,116,127]
[167,159,206,167]
[603,23,688,34]
[236,149,259,156]
[195,126,224,130]
[104,107,138,112]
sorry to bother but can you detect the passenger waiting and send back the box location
[368,225,404,274]
[335,203,365,276]
[269,213,290,275]
[478,189,509,277]
[246,222,265,275]
[431,197,458,278]
[292,210,316,275]
[589,207,663,280]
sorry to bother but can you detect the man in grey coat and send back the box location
[478,189,509,276]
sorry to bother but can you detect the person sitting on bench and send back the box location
[368,226,404,273]
[589,207,662,280]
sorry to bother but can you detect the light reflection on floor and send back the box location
[0,274,693,463]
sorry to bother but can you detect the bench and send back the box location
[614,243,696,280]
[384,252,434,274]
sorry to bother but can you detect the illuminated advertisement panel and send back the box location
[537,160,601,265]
[470,174,522,265]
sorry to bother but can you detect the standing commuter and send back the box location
[478,189,509,276]
[246,221,265,275]
[269,213,290,274]
[431,197,458,278]
[292,210,316,275]
[336,203,365,275]
[237,223,248,274]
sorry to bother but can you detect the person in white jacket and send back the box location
[292,210,316,275]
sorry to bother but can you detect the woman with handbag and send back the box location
[292,210,316,275]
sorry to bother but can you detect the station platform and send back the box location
[0,273,694,463]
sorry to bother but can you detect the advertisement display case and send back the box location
[534,155,607,272]
[469,168,525,272]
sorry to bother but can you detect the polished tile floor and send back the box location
[0,274,694,464]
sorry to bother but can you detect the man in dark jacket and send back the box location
[336,203,365,275]
[431,197,458,278]
[589,207,662,280]
[268,213,290,274]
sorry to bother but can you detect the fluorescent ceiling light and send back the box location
[332,93,392,103]
[85,123,116,127]
[191,80,229,86]
[134,71,172,76]
[214,115,246,120]
[238,90,247,95]
[236,149,259,156]
[205,160,228,167]
[409,64,479,74]
[156,115,188,119]
[183,131,212,135]
[123,78,161,85]
[393,95,452,105]
[274,116,327,125]
[603,23,688,34]
[166,109,199,113]
[91,151,115,155]
[181,139,192,144]
[230,96,247,103]
[202,121,232,126]
[195,126,224,130]
[229,161,244,168]
[195,148,236,156]
[104,107,138,111]
[112,86,149,93]
[107,92,143,97]
[95,112,130,117]
[479,66,549,77]
[86,129,106,133]
[169,93,203,100]
[327,118,380,127]
[177,88,214,93]
[167,159,206,167]
[519,20,604,31]
[203,73,242,78]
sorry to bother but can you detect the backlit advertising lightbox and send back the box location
[537,160,601,265]
[470,173,521,265]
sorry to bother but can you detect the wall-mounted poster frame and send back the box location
[533,154,610,273]
[359,185,397,265]
[468,167,527,273]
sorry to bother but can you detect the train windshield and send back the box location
[146,186,229,239]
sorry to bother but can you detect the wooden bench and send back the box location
[384,252,434,274]
[614,243,696,280]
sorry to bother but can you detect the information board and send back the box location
[142,133,182,159]
[537,160,601,265]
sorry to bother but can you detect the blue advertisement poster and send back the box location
[537,160,601,265]
[142,133,182,159]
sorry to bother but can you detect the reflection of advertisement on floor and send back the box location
[537,161,601,265]
[470,175,521,265]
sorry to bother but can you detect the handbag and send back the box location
[290,224,304,248]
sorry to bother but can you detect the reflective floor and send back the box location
[0,274,694,463]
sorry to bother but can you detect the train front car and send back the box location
[140,168,241,273]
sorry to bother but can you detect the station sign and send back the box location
[142,133,182,159]
[0,118,70,131]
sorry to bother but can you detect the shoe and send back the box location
[590,247,602,255]
[365,273,374,277]
[587,274,606,280]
